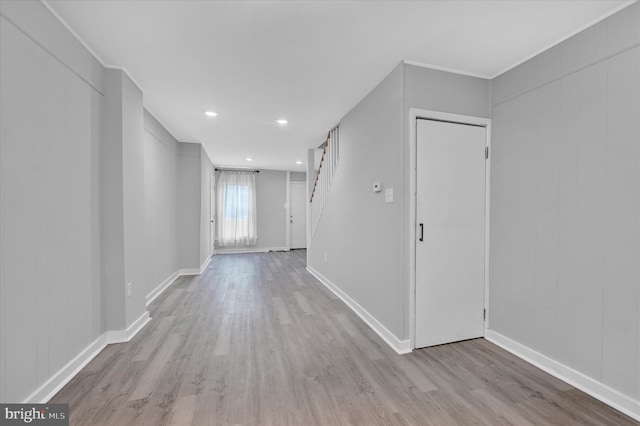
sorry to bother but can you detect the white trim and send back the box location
[40,1,146,92]
[39,1,146,92]
[489,0,637,79]
[146,271,180,306]
[408,109,491,350]
[23,311,151,403]
[199,255,212,273]
[23,335,107,403]
[40,0,188,146]
[306,266,411,355]
[147,257,213,305]
[214,248,269,255]
[144,107,183,145]
[179,255,212,275]
[39,0,105,65]
[402,60,490,79]
[105,311,151,344]
[485,330,640,422]
[214,247,289,255]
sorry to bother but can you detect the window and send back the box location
[216,171,257,246]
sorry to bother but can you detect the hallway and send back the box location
[51,251,636,425]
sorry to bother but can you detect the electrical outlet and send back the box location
[126,282,132,298]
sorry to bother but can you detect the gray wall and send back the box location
[307,64,406,337]
[256,170,287,250]
[200,147,215,265]
[307,63,490,340]
[215,169,288,252]
[120,72,147,327]
[101,68,147,329]
[0,7,103,402]
[178,144,202,269]
[143,111,179,295]
[489,2,640,401]
[0,1,215,402]
[290,171,306,182]
[101,69,126,331]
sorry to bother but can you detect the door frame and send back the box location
[408,108,492,350]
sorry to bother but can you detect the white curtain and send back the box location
[216,171,257,246]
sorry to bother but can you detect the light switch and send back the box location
[385,188,393,203]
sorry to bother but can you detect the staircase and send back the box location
[310,124,339,237]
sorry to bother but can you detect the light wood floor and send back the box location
[51,250,637,425]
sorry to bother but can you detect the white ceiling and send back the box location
[46,0,633,171]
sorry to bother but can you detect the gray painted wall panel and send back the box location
[308,64,405,337]
[121,73,147,327]
[0,0,104,93]
[200,147,215,264]
[256,170,287,250]
[101,69,126,331]
[555,73,579,368]
[490,4,640,402]
[0,16,102,402]
[602,47,640,397]
[178,144,202,269]
[290,172,306,182]
[143,115,179,295]
[532,81,561,359]
[573,62,607,380]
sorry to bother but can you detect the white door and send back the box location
[290,182,307,249]
[415,118,486,348]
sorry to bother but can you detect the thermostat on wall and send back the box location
[373,182,382,192]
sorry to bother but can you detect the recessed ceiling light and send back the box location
[205,111,218,117]
[276,119,288,125]
[296,161,302,165]
[246,157,253,161]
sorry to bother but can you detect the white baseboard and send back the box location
[24,334,108,403]
[485,329,640,422]
[23,256,216,404]
[179,255,212,276]
[147,257,213,305]
[146,271,179,306]
[306,266,411,355]
[23,311,151,404]
[105,311,151,344]
[198,255,212,273]
[214,247,289,254]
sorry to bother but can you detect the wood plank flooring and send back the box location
[51,250,638,425]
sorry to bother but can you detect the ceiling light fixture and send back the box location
[296,161,302,165]
[276,119,288,125]
[205,111,218,117]
[246,157,253,161]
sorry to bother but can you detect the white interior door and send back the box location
[290,182,307,249]
[415,118,486,348]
